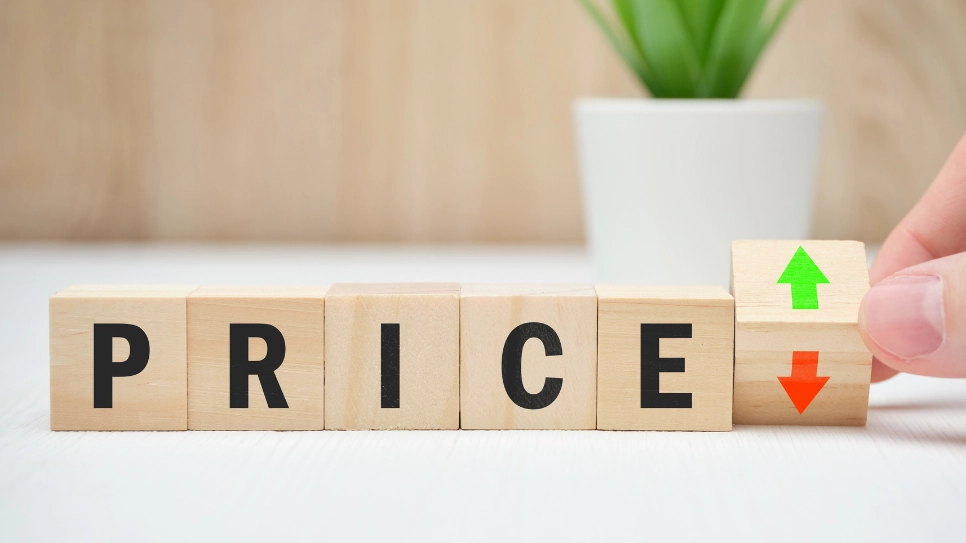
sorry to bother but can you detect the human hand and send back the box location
[859,134,966,381]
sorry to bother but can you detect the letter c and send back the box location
[501,322,563,410]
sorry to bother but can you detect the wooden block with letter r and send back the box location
[187,286,327,430]
[50,285,196,430]
[460,284,597,430]
[596,285,734,431]
[731,240,872,426]
[324,283,460,430]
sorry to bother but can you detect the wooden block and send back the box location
[50,285,195,430]
[731,240,872,426]
[324,284,460,430]
[460,284,597,429]
[595,285,734,431]
[187,286,327,430]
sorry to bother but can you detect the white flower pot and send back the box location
[575,98,824,287]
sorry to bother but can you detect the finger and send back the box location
[870,358,899,383]
[870,227,934,285]
[870,133,966,285]
[859,251,966,378]
[863,133,966,382]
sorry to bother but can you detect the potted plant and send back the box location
[575,0,822,286]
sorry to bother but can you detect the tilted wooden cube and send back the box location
[460,285,597,430]
[596,285,734,431]
[50,285,196,430]
[187,286,327,430]
[731,240,872,426]
[324,284,460,430]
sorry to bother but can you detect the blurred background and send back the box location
[2,0,965,244]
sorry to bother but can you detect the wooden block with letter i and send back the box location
[324,284,460,429]
[50,285,196,430]
[596,286,734,431]
[460,285,597,430]
[731,240,872,426]
[187,286,327,430]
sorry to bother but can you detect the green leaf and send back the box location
[626,0,703,97]
[736,0,796,94]
[610,0,665,96]
[675,0,726,65]
[579,0,662,95]
[702,0,767,98]
[579,0,795,99]
[611,0,642,53]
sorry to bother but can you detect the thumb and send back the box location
[859,250,966,378]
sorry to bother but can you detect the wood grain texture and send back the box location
[4,0,963,242]
[744,0,966,242]
[596,285,734,432]
[49,284,195,430]
[187,286,327,430]
[732,240,870,324]
[459,284,597,430]
[731,241,872,426]
[324,283,460,430]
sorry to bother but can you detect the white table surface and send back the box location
[1,244,964,542]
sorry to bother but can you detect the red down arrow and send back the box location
[777,351,830,414]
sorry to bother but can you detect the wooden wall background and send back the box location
[2,0,965,242]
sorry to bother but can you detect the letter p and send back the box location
[93,323,150,408]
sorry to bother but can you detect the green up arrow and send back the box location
[777,246,829,309]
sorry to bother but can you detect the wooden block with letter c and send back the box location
[459,284,597,430]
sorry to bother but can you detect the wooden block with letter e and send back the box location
[731,240,872,426]
[596,285,734,431]
[460,285,597,430]
[187,286,327,430]
[324,284,460,430]
[50,285,196,430]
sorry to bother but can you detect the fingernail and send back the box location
[861,275,945,359]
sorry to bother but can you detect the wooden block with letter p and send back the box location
[187,286,327,430]
[596,285,734,431]
[731,240,872,426]
[50,285,196,430]
[460,284,597,430]
[324,283,460,430]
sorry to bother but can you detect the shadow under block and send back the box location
[324,284,460,430]
[460,285,597,430]
[596,286,734,431]
[187,286,327,430]
[50,285,196,431]
[731,240,872,426]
